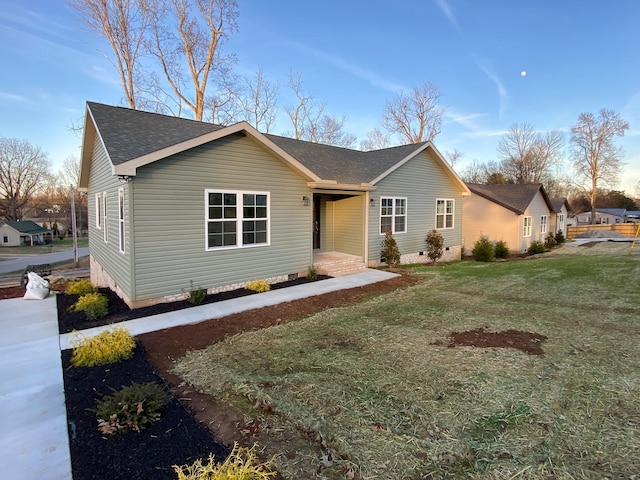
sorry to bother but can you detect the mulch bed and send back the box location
[57,275,331,333]
[62,344,229,480]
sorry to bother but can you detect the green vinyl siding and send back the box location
[87,137,133,297]
[333,195,364,257]
[367,150,464,262]
[130,133,312,301]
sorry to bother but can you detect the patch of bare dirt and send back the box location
[435,327,548,355]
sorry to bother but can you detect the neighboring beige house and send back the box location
[462,183,554,253]
[550,198,570,236]
[0,220,51,247]
[79,102,470,308]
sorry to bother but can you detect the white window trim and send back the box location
[118,187,125,254]
[523,216,532,237]
[102,192,108,243]
[435,198,455,230]
[540,215,548,234]
[95,193,102,229]
[379,197,407,234]
[205,189,271,251]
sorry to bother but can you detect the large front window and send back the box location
[380,197,407,234]
[436,199,454,229]
[206,190,269,250]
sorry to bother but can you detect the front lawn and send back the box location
[173,243,640,479]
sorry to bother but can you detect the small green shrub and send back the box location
[72,292,108,320]
[380,229,401,267]
[246,279,270,293]
[471,236,494,262]
[425,229,444,263]
[94,382,170,434]
[173,443,276,479]
[494,240,509,259]
[70,327,136,367]
[186,281,207,305]
[555,230,565,244]
[544,232,557,249]
[528,240,546,255]
[306,264,317,280]
[66,279,97,296]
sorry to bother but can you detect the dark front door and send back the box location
[313,193,321,249]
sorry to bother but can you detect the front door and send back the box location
[313,193,321,249]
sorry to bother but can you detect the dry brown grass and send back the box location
[173,244,640,479]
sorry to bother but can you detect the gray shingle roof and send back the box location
[266,134,427,184]
[1,220,50,234]
[86,102,430,185]
[466,183,551,214]
[87,102,224,166]
[550,197,569,213]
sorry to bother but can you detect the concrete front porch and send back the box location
[313,251,368,277]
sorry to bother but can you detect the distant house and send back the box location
[576,208,632,225]
[79,102,470,308]
[0,220,51,247]
[550,198,570,236]
[462,183,554,253]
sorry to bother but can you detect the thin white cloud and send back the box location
[283,41,407,94]
[472,55,509,119]
[0,92,33,104]
[432,0,461,33]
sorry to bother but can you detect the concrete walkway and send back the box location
[0,269,398,480]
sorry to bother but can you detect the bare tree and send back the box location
[147,0,239,121]
[444,149,464,168]
[68,0,150,109]
[497,123,564,184]
[0,137,51,220]
[239,67,279,132]
[459,159,487,184]
[361,128,391,151]
[284,72,356,147]
[383,82,445,144]
[570,108,629,224]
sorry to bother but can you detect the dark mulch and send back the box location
[62,343,229,480]
[57,275,331,334]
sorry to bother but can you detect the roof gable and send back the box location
[466,183,554,214]
[79,102,468,194]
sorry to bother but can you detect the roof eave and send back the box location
[307,181,375,191]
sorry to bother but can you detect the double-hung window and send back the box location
[102,192,108,242]
[380,197,407,234]
[436,199,454,229]
[523,216,532,237]
[540,215,548,235]
[206,190,269,250]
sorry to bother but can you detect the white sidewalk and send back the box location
[0,295,72,480]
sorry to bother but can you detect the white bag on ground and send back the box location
[23,272,50,300]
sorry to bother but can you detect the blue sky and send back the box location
[1,0,639,194]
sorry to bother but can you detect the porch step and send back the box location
[313,252,368,277]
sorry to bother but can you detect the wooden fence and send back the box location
[566,223,639,239]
